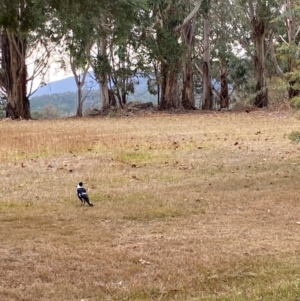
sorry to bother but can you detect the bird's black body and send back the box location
[77,182,94,206]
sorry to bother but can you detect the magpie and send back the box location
[77,182,94,206]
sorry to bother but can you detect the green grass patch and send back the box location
[96,192,188,221]
[288,131,300,143]
[115,151,153,163]
[196,256,300,301]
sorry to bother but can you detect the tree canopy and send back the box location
[0,0,299,119]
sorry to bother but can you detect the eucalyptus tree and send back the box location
[47,0,140,110]
[270,0,300,101]
[138,0,204,110]
[86,0,144,108]
[207,0,249,109]
[86,0,204,111]
[180,17,197,109]
[209,0,233,109]
[88,14,112,108]
[180,0,237,110]
[0,0,52,119]
[192,0,232,109]
[174,0,203,109]
[69,43,92,117]
[284,0,300,99]
[106,3,143,107]
[241,1,270,107]
[141,0,184,109]
[230,0,280,108]
[53,1,95,117]
[200,0,213,109]
[108,42,137,107]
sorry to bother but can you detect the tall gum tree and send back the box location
[181,19,196,109]
[155,2,183,110]
[65,23,93,117]
[175,0,203,110]
[248,1,268,107]
[0,0,47,119]
[270,0,300,100]
[231,0,278,108]
[201,0,213,110]
[285,0,300,99]
[50,0,116,109]
[210,0,237,109]
[194,0,232,110]
[1,29,29,118]
[92,19,111,109]
[69,48,91,117]
[107,4,142,108]
[87,0,142,108]
[140,0,185,109]
[0,0,55,119]
[89,16,112,109]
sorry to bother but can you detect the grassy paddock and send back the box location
[1,111,300,300]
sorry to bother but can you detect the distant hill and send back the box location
[30,73,157,114]
[33,73,98,97]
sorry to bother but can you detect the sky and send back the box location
[28,64,73,95]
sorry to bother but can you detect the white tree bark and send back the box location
[202,12,212,110]
[70,49,90,117]
[175,0,203,32]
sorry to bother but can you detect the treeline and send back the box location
[0,1,299,119]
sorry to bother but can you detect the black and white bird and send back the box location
[77,182,94,206]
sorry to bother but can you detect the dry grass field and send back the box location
[1,110,300,301]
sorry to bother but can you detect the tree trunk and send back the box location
[252,19,268,108]
[220,66,229,109]
[99,76,110,108]
[182,63,195,109]
[160,63,179,110]
[70,57,89,118]
[288,83,300,99]
[1,31,30,119]
[202,62,213,110]
[98,38,110,108]
[182,22,196,110]
[108,89,117,106]
[202,16,213,110]
[76,87,83,117]
[114,85,123,108]
[121,89,127,106]
[154,63,161,106]
[286,0,300,99]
